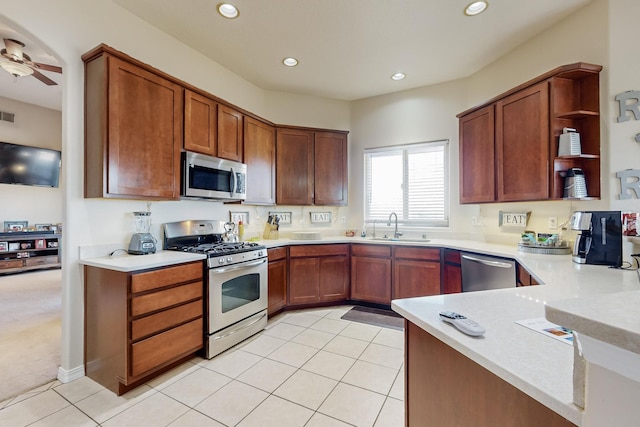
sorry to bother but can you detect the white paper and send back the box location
[515,318,573,346]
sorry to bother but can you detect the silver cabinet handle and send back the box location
[212,258,266,274]
[212,312,267,341]
[462,254,512,269]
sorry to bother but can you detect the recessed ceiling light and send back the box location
[465,1,488,16]
[391,72,406,81]
[217,3,239,19]
[283,57,298,67]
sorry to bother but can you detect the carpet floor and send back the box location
[341,306,404,330]
[0,269,61,402]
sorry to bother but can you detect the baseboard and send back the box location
[57,364,85,384]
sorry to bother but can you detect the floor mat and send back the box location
[341,306,404,330]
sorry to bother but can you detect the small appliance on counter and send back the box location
[128,211,156,255]
[571,211,622,266]
[563,168,588,199]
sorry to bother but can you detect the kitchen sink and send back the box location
[370,237,431,243]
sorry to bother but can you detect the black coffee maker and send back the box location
[571,211,622,267]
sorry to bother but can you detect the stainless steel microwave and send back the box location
[181,151,247,201]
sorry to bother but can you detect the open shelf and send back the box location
[0,231,61,274]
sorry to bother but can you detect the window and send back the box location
[364,140,449,227]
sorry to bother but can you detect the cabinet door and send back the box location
[244,117,276,204]
[351,256,392,304]
[314,131,348,206]
[393,259,440,299]
[268,258,287,315]
[184,90,217,156]
[496,81,550,201]
[289,257,320,305]
[217,104,244,162]
[105,56,183,199]
[459,104,496,203]
[442,263,462,294]
[319,255,349,301]
[276,128,314,205]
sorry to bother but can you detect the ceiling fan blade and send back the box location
[3,38,25,61]
[33,62,62,73]
[31,69,57,86]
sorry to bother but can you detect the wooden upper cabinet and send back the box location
[184,89,217,156]
[314,131,348,206]
[244,117,276,204]
[276,128,314,205]
[459,105,495,203]
[84,50,183,200]
[276,127,349,206]
[458,63,600,204]
[217,104,244,162]
[496,81,549,201]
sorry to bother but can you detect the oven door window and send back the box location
[190,165,231,193]
[221,273,261,313]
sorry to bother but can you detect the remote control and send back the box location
[439,311,486,337]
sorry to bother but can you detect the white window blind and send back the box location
[365,140,449,227]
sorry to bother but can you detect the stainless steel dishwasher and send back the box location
[461,252,516,292]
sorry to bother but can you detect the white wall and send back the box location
[0,97,62,225]
[350,0,613,244]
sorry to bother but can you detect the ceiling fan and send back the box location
[0,38,62,85]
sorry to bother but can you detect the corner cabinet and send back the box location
[458,62,601,203]
[84,261,204,395]
[276,127,348,206]
[288,244,350,305]
[83,45,183,200]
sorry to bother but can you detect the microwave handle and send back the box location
[230,167,237,194]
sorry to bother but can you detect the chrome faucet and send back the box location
[387,212,402,239]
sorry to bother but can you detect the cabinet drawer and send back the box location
[0,259,24,270]
[25,256,59,266]
[131,300,203,341]
[289,244,349,258]
[394,247,440,261]
[131,281,202,317]
[268,247,287,261]
[131,262,203,293]
[351,244,391,257]
[130,318,202,378]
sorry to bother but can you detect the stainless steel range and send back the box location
[163,220,268,359]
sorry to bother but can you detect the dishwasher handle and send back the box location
[461,254,513,269]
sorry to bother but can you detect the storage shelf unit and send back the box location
[0,231,62,274]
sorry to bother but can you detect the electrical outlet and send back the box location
[548,216,558,229]
[341,216,346,224]
[471,216,478,226]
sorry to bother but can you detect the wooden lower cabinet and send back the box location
[288,244,349,305]
[405,321,576,427]
[442,249,462,294]
[268,247,288,315]
[351,244,392,304]
[84,261,204,395]
[393,247,441,299]
[517,263,540,286]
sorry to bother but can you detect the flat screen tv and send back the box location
[0,141,61,188]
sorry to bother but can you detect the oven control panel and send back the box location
[208,249,266,268]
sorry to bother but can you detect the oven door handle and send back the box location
[212,311,268,341]
[212,258,267,273]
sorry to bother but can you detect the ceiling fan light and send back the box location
[0,61,33,77]
[217,3,239,19]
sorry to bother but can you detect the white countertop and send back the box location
[79,250,205,272]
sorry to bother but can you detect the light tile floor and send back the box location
[0,306,404,427]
